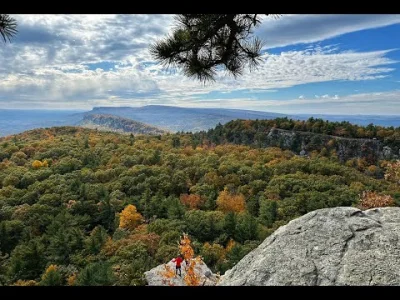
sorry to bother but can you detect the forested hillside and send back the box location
[0,125,398,286]
[80,114,168,135]
[194,118,400,164]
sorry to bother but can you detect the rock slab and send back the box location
[219,207,400,286]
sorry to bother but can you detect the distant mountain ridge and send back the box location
[0,106,399,137]
[87,105,286,133]
[87,106,400,133]
[79,113,168,135]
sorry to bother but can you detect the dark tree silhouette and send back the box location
[0,14,18,43]
[150,14,280,82]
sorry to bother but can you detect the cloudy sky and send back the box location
[1,14,400,114]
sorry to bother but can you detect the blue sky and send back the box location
[1,14,400,114]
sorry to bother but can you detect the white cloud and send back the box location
[0,45,397,106]
[2,88,400,115]
[256,14,400,49]
[131,91,400,115]
[231,90,400,115]
[0,14,399,114]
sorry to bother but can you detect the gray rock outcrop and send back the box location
[145,259,219,286]
[219,207,400,286]
[382,146,393,159]
[264,128,399,162]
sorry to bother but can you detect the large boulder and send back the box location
[219,207,400,286]
[145,259,219,286]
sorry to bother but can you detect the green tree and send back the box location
[223,212,237,239]
[155,244,178,263]
[185,210,224,242]
[225,243,245,269]
[39,265,63,286]
[129,133,135,146]
[235,213,258,243]
[9,239,46,281]
[45,212,86,264]
[0,220,24,254]
[172,136,181,148]
[0,252,9,285]
[259,199,277,227]
[167,196,186,219]
[76,262,115,286]
[85,226,109,255]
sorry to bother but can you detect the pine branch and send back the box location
[0,14,18,43]
[150,14,280,82]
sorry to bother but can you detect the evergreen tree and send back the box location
[76,262,115,286]
[167,197,186,219]
[172,136,181,148]
[39,265,63,286]
[223,212,237,239]
[9,239,46,281]
[235,213,258,243]
[259,200,278,227]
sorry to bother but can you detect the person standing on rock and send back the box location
[172,254,183,277]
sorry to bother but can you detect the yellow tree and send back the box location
[384,160,400,185]
[13,280,38,286]
[32,159,48,169]
[216,188,246,213]
[32,160,43,169]
[179,233,194,263]
[67,274,77,286]
[39,264,63,286]
[183,256,202,286]
[179,234,201,286]
[159,233,202,286]
[119,204,143,231]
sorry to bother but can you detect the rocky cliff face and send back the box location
[80,114,168,135]
[266,128,399,162]
[219,207,400,286]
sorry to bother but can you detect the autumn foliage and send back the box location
[180,234,201,286]
[40,264,63,286]
[32,159,48,169]
[1,124,399,286]
[358,191,394,210]
[119,205,143,231]
[385,160,400,185]
[159,233,202,286]
[67,274,77,286]
[179,233,194,263]
[183,256,202,286]
[13,280,38,286]
[160,264,176,286]
[216,188,246,213]
[180,194,203,210]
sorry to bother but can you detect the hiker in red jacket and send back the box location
[172,255,183,277]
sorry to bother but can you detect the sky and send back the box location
[1,14,400,115]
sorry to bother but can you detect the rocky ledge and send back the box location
[219,207,400,286]
[145,259,219,286]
